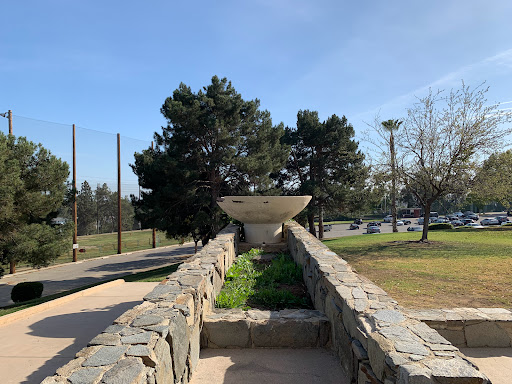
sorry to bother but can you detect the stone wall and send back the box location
[42,224,239,384]
[201,308,330,348]
[404,307,512,348]
[286,221,490,384]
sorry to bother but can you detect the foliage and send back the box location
[77,181,96,235]
[132,76,289,247]
[471,149,512,209]
[0,133,71,274]
[279,110,367,238]
[428,223,453,230]
[399,82,512,241]
[11,282,44,302]
[216,249,310,310]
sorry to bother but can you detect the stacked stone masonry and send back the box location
[41,224,239,384]
[286,221,490,384]
[201,308,331,348]
[404,307,512,348]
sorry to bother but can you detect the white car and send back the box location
[396,220,404,226]
[501,220,512,226]
[464,223,484,229]
[407,226,423,232]
[383,215,393,223]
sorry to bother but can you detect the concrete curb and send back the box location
[0,241,196,280]
[0,279,126,327]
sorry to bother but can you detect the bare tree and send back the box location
[399,82,512,241]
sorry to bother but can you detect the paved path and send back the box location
[0,243,195,307]
[460,348,512,384]
[0,281,159,384]
[189,348,350,384]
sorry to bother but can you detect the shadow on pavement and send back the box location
[23,301,140,384]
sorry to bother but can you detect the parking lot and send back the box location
[316,212,508,239]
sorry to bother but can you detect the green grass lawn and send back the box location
[7,229,185,271]
[0,263,181,317]
[323,227,512,309]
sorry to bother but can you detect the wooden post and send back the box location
[8,110,12,135]
[73,124,78,262]
[117,133,122,254]
[151,141,156,248]
[9,260,15,274]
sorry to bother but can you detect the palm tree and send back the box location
[381,119,402,233]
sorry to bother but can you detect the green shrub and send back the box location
[11,282,44,303]
[428,223,453,230]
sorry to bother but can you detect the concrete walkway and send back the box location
[189,348,350,384]
[460,348,512,384]
[0,243,195,307]
[0,281,158,384]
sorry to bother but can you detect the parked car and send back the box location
[464,223,484,229]
[402,219,412,225]
[462,218,475,225]
[367,221,381,227]
[383,215,393,223]
[451,220,464,227]
[396,220,404,226]
[354,218,363,225]
[417,217,431,225]
[349,223,359,230]
[463,211,479,221]
[407,226,423,232]
[366,225,381,234]
[501,220,512,226]
[495,216,509,223]
[480,218,500,226]
[323,224,332,232]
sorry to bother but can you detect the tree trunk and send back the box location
[194,240,198,254]
[9,259,15,274]
[390,130,398,233]
[308,213,317,237]
[421,203,431,242]
[318,205,324,240]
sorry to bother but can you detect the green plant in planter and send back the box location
[216,248,310,310]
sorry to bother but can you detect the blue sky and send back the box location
[1,1,512,195]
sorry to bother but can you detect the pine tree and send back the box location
[132,76,289,247]
[0,133,70,275]
[77,181,96,235]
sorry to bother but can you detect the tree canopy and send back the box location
[399,83,512,241]
[280,110,367,237]
[0,133,70,275]
[132,76,289,248]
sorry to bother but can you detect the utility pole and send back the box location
[117,133,122,254]
[8,110,12,135]
[73,124,78,262]
[151,141,156,248]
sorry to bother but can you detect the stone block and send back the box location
[465,321,512,347]
[114,302,155,325]
[155,337,173,384]
[68,367,105,384]
[423,358,489,384]
[436,329,466,347]
[168,311,191,382]
[251,319,320,348]
[132,314,165,328]
[101,357,145,384]
[127,345,157,367]
[189,321,201,372]
[83,346,128,367]
[56,357,86,377]
[203,319,251,348]
[397,364,432,384]
[121,331,153,345]
[373,309,405,325]
[367,332,394,381]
